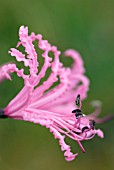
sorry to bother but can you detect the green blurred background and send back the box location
[0,0,114,169]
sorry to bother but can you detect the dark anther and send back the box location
[72,109,77,113]
[72,109,83,119]
[76,94,80,106]
[0,109,8,119]
[73,130,81,135]
[89,120,96,130]
[82,126,89,133]
[75,109,83,119]
[72,109,81,113]
[72,109,80,113]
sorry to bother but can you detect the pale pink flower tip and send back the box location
[0,26,113,161]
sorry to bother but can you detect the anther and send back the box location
[72,109,84,119]
[89,120,96,130]
[76,94,80,107]
[73,130,81,135]
[72,109,81,113]
[82,126,89,133]
[0,109,8,119]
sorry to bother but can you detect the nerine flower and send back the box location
[0,26,113,161]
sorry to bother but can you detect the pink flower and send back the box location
[0,26,113,161]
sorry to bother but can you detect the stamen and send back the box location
[73,130,81,135]
[72,109,84,119]
[0,109,8,119]
[82,126,89,133]
[75,110,83,119]
[72,109,78,113]
[89,120,96,130]
[75,94,80,107]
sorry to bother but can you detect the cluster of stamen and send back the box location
[72,94,96,137]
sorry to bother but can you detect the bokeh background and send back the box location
[0,0,114,170]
